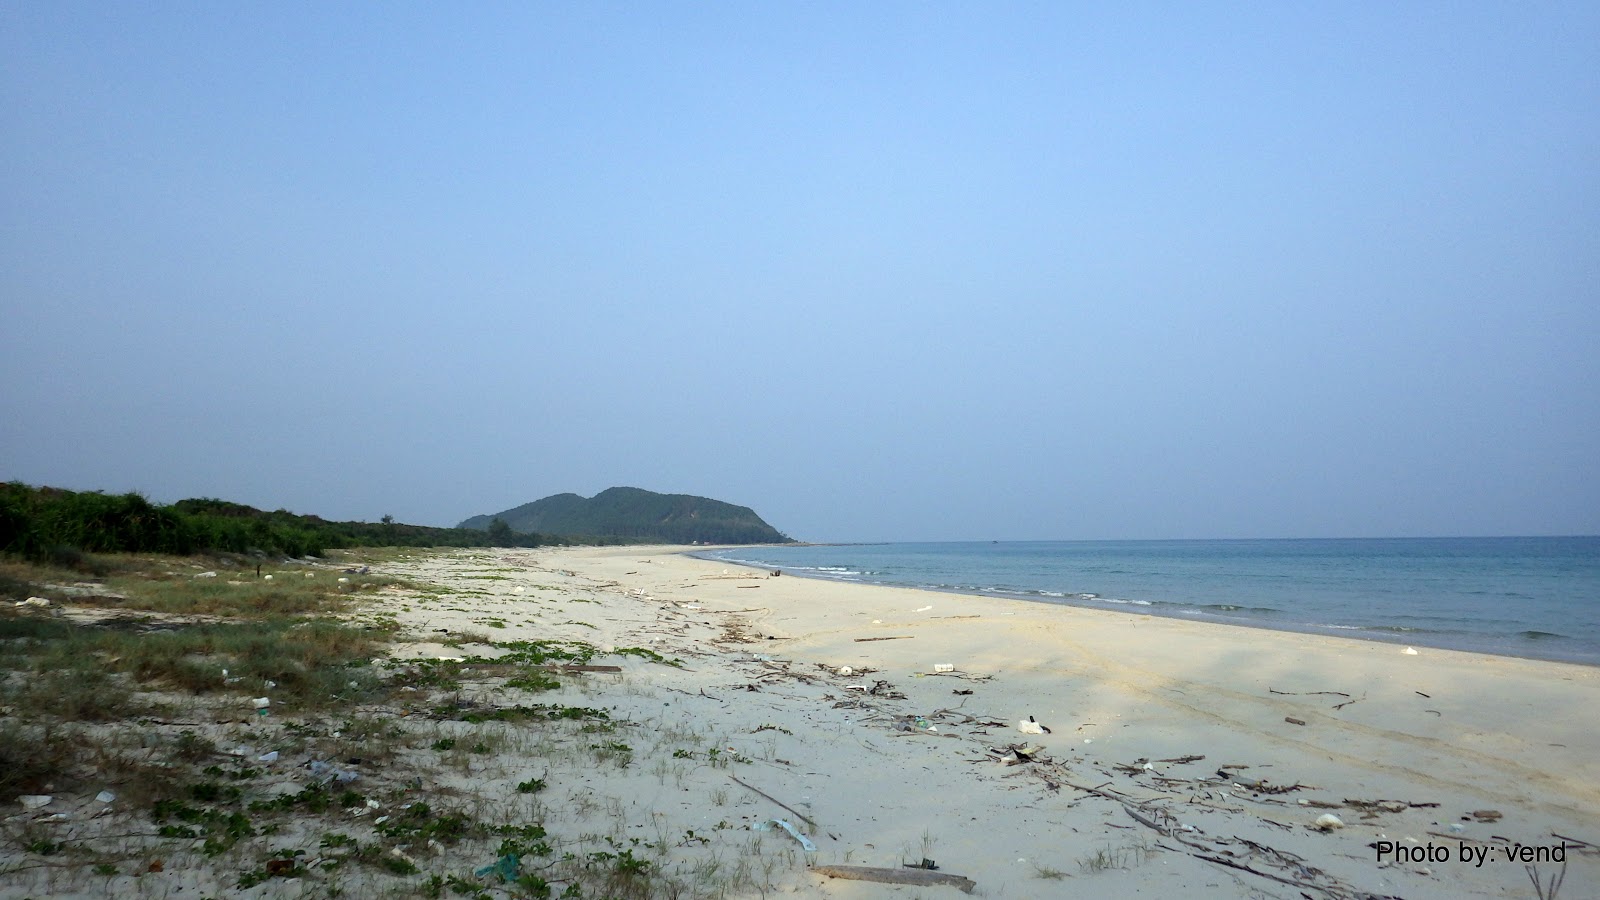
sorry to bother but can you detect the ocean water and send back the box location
[696,537,1600,666]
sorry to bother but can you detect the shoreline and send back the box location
[690,543,1600,669]
[468,544,1599,898]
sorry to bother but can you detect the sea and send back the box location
[694,537,1600,667]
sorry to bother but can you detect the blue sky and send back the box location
[3,3,1597,541]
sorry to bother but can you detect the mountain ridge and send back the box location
[459,487,792,545]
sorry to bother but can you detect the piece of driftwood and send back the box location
[730,775,816,828]
[1268,688,1350,698]
[1284,716,1307,726]
[853,635,914,642]
[811,865,975,893]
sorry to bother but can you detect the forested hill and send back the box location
[459,487,792,545]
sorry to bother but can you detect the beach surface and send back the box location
[380,544,1599,898]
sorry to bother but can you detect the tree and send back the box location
[487,517,513,546]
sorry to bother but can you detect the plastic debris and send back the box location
[756,818,816,852]
[475,852,521,882]
[308,760,359,784]
[1402,647,1419,655]
[252,697,271,709]
[915,606,932,612]
[194,571,217,578]
[18,597,51,608]
[836,666,854,676]
[95,791,116,804]
[19,795,52,809]
[1017,717,1046,735]
[1315,814,1345,831]
[258,751,279,763]
[933,664,955,673]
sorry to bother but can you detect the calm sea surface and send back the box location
[695,538,1600,666]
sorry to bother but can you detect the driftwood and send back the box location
[1269,688,1350,698]
[730,775,816,828]
[854,635,914,642]
[811,865,975,894]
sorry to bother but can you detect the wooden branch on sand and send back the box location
[730,775,816,828]
[811,865,976,894]
[854,635,914,642]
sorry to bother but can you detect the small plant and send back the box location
[612,646,684,667]
[1527,860,1567,900]
[516,778,547,794]
[1032,861,1072,880]
[1077,841,1152,873]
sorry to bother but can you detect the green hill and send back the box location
[459,487,791,545]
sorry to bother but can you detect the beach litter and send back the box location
[933,663,955,673]
[95,791,116,804]
[1315,813,1345,831]
[756,818,816,852]
[1403,647,1419,655]
[475,852,521,882]
[812,865,976,894]
[19,795,52,810]
[1017,716,1050,735]
[308,760,360,784]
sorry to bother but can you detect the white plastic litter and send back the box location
[258,751,279,763]
[757,818,816,852]
[1017,719,1045,735]
[836,666,854,676]
[1402,647,1419,655]
[20,795,52,809]
[933,664,955,673]
[915,606,932,612]
[95,791,116,804]
[252,697,271,709]
[1315,814,1345,831]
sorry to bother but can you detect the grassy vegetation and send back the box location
[0,549,793,898]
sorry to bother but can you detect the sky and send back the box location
[3,3,1597,543]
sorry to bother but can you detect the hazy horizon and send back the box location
[5,5,1597,544]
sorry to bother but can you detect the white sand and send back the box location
[372,545,1600,898]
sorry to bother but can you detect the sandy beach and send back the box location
[6,543,1595,899]
[378,544,1599,898]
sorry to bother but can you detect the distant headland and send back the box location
[459,487,793,546]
